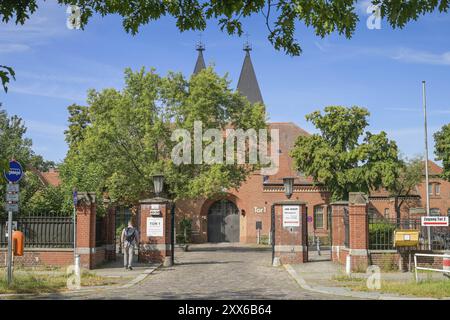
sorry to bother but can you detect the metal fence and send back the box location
[368,217,450,251]
[96,216,106,247]
[0,214,74,248]
[343,208,349,248]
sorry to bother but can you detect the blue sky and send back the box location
[0,1,449,164]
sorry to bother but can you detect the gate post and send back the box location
[138,197,173,266]
[272,201,308,265]
[330,201,348,264]
[348,192,369,271]
[75,192,96,269]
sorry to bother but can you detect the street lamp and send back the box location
[283,177,295,199]
[152,174,165,197]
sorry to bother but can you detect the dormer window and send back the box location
[263,175,269,184]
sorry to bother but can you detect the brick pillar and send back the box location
[273,201,308,265]
[138,198,173,266]
[103,200,116,261]
[76,192,96,269]
[330,201,348,263]
[348,192,369,271]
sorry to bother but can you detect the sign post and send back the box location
[4,160,23,286]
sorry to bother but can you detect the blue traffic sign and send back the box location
[73,190,78,206]
[4,160,23,183]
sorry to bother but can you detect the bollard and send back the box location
[316,236,321,256]
[346,255,351,275]
[74,254,81,278]
[444,253,450,273]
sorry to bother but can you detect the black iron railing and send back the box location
[0,214,74,248]
[368,217,450,251]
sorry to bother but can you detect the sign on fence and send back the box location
[282,205,300,227]
[421,216,449,227]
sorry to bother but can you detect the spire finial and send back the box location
[243,32,252,53]
[196,33,205,52]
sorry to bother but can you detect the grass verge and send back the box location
[333,274,450,299]
[0,270,118,294]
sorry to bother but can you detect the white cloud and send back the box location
[0,43,30,53]
[392,48,450,66]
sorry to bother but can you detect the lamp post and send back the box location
[152,173,175,265]
[283,177,295,199]
[152,174,165,197]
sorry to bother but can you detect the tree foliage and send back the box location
[290,106,400,201]
[386,157,423,221]
[0,106,64,216]
[434,123,450,181]
[60,67,266,206]
[2,1,450,91]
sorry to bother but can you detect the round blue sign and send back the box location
[4,160,23,183]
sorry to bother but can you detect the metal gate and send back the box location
[207,200,240,243]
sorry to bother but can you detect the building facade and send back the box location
[173,45,450,244]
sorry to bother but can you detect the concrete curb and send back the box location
[284,264,438,300]
[0,264,161,299]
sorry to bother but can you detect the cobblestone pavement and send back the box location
[44,244,345,300]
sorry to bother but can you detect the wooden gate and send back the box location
[207,200,240,243]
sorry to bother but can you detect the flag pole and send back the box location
[422,80,431,251]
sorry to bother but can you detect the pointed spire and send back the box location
[237,39,263,104]
[193,37,206,75]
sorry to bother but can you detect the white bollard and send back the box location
[74,254,81,278]
[272,257,281,267]
[443,253,450,273]
[346,255,351,275]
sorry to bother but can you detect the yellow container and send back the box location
[393,230,419,247]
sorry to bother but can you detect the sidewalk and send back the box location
[286,260,449,300]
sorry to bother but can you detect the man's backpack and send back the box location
[125,227,136,242]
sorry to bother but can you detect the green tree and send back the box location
[290,106,400,201]
[60,67,266,206]
[434,123,450,181]
[2,1,450,91]
[0,106,64,215]
[386,157,423,223]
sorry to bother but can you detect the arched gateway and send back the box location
[207,199,240,243]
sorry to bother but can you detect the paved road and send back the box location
[44,244,344,300]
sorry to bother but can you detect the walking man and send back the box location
[121,221,139,270]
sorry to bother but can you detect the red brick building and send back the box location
[39,47,450,247]
[173,47,450,244]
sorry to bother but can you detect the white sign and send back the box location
[6,193,19,202]
[6,184,19,193]
[147,217,164,237]
[283,205,300,227]
[421,216,449,227]
[5,203,18,212]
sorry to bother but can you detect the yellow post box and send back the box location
[393,230,419,247]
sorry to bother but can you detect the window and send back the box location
[435,184,441,196]
[263,175,269,184]
[428,183,433,195]
[430,208,440,216]
[384,208,390,217]
[447,208,450,217]
[368,208,377,218]
[314,206,324,229]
